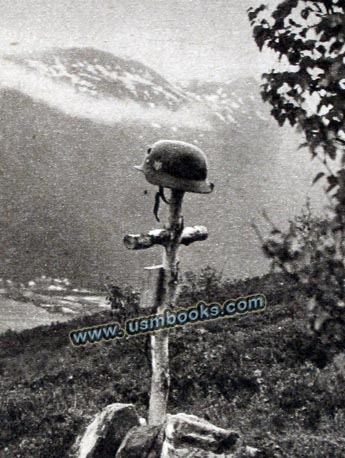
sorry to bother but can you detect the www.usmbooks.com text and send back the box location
[69,293,266,347]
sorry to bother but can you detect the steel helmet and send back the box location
[134,140,214,194]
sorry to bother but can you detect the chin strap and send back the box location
[153,186,170,222]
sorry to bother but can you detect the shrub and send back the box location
[258,201,345,349]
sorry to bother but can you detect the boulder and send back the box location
[244,446,263,457]
[161,413,240,457]
[70,403,140,458]
[116,425,164,458]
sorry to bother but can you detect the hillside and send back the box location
[1,274,345,457]
[0,47,325,286]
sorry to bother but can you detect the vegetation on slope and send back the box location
[1,269,345,457]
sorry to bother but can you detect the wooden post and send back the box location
[124,189,209,425]
[148,188,184,425]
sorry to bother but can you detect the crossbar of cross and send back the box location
[123,188,209,426]
[123,225,208,250]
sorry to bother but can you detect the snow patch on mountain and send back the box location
[0,57,211,129]
[10,48,189,109]
[0,48,268,129]
[183,78,269,125]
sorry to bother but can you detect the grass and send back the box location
[1,270,345,457]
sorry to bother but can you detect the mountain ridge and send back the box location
[0,46,319,286]
[3,46,268,128]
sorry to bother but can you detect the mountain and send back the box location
[4,47,268,129]
[7,47,189,109]
[0,47,323,287]
[184,78,269,125]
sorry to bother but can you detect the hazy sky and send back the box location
[0,0,277,82]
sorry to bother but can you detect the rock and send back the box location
[244,446,262,457]
[70,403,140,458]
[116,425,164,458]
[140,417,148,426]
[232,445,274,458]
[161,413,240,457]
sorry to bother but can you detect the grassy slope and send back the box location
[1,277,345,457]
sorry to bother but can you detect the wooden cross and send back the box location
[124,188,208,425]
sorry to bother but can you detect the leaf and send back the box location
[326,175,338,193]
[289,18,301,28]
[330,40,343,54]
[317,45,326,54]
[312,172,325,184]
[325,143,337,160]
[253,25,271,50]
[301,7,311,20]
[248,4,267,23]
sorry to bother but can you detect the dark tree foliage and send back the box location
[248,0,345,346]
[249,1,345,211]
